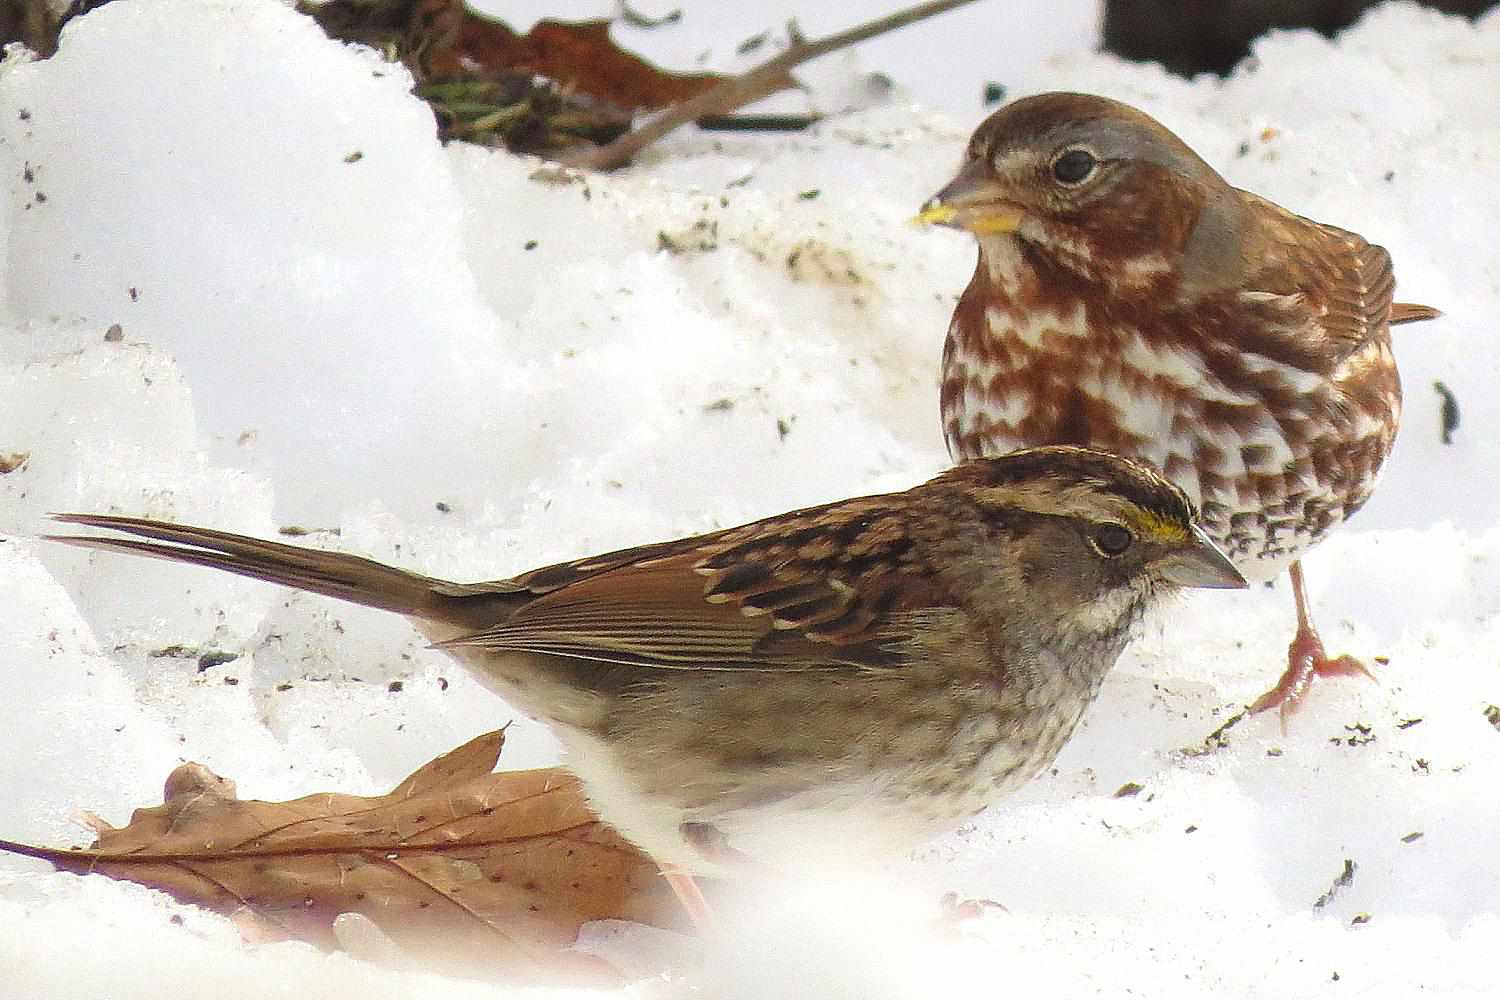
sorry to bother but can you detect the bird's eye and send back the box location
[1091,523,1134,557]
[1052,148,1097,185]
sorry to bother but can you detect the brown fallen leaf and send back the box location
[437,15,723,112]
[0,730,679,983]
[301,0,723,110]
[299,0,732,153]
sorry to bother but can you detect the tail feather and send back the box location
[1391,302,1441,325]
[47,513,508,627]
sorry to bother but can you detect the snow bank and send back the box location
[1,1,1495,997]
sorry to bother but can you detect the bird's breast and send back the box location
[941,292,1398,580]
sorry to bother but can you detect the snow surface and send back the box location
[1,1,1498,997]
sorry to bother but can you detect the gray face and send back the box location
[1012,510,1209,636]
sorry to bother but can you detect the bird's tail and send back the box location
[47,513,522,629]
[1390,302,1442,325]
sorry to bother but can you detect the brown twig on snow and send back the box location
[562,0,983,171]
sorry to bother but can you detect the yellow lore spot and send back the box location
[1126,508,1190,545]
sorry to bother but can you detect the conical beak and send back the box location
[1153,526,1247,590]
[912,159,1026,235]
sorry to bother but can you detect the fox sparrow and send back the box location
[51,446,1243,925]
[917,92,1438,718]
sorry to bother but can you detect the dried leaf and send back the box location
[299,0,725,153]
[0,730,678,983]
[437,16,722,112]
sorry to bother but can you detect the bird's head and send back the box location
[916,92,1245,295]
[942,445,1246,642]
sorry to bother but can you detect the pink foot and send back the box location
[938,891,1008,922]
[1249,625,1373,721]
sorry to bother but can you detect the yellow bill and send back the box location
[910,201,1025,235]
[911,204,958,226]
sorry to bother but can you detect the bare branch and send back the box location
[562,0,982,171]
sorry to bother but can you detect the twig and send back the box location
[562,0,982,170]
[696,113,824,132]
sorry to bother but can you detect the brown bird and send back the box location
[917,92,1439,718]
[50,446,1243,924]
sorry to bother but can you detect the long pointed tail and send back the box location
[48,513,520,629]
[1391,302,1441,325]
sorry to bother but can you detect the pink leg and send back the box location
[662,867,717,932]
[660,821,766,932]
[1249,561,1373,722]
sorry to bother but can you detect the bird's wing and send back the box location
[1238,192,1435,359]
[440,498,953,672]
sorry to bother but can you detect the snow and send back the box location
[1,0,1497,997]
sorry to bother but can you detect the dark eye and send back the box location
[1091,523,1134,557]
[1052,148,1097,185]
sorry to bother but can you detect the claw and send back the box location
[1249,561,1376,726]
[1249,630,1373,723]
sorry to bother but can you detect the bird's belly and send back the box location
[563,749,985,879]
[555,677,1098,879]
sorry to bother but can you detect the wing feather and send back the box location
[438,502,952,672]
[1238,192,1435,365]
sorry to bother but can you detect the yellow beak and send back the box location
[912,160,1026,235]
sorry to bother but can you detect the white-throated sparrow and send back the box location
[52,445,1243,921]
